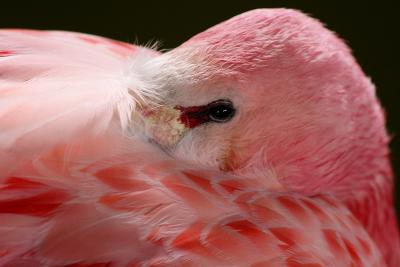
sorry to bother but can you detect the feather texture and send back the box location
[0,29,157,177]
[0,137,386,266]
[0,9,397,266]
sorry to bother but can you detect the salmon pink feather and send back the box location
[0,9,399,267]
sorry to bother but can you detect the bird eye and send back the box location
[207,99,235,123]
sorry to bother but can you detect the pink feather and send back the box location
[0,30,155,177]
[0,9,398,267]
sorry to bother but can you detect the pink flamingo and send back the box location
[0,9,398,267]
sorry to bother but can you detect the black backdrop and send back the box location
[1,1,399,214]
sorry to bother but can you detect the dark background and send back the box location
[1,1,399,213]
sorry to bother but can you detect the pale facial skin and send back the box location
[143,80,249,172]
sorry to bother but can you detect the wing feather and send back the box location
[0,30,157,175]
[0,145,386,266]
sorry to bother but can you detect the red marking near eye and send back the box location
[176,105,209,128]
[0,50,14,57]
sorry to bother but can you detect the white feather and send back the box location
[0,30,159,175]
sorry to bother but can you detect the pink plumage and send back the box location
[0,9,399,267]
[0,131,387,266]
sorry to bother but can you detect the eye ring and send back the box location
[207,99,236,123]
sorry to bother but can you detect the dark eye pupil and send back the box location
[208,100,235,123]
